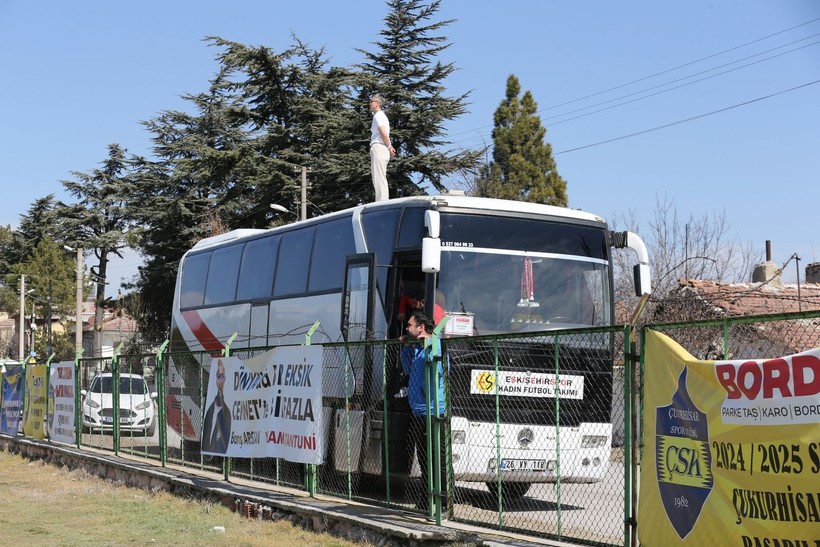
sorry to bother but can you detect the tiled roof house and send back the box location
[667,258,820,358]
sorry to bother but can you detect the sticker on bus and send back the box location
[470,370,585,399]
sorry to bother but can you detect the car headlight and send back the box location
[86,399,100,409]
[452,430,466,444]
[135,400,151,411]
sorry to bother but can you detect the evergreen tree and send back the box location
[126,3,484,337]
[10,238,76,316]
[6,195,62,265]
[0,238,78,360]
[209,36,363,214]
[128,67,273,342]
[0,225,14,280]
[57,143,138,357]
[476,75,567,206]
[15,239,77,360]
[356,0,481,197]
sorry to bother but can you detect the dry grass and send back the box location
[0,450,365,547]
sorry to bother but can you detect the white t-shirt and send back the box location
[370,110,389,146]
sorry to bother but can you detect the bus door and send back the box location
[341,253,376,344]
[334,254,377,473]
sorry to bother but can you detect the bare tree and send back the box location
[611,194,760,322]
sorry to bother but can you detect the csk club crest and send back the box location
[654,367,713,539]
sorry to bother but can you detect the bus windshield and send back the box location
[435,213,612,336]
[438,253,610,335]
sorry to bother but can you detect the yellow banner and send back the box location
[22,364,47,439]
[638,330,820,547]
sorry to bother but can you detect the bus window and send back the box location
[362,210,399,296]
[204,244,244,305]
[237,235,280,300]
[309,219,355,292]
[180,252,210,308]
[397,207,425,248]
[273,227,315,297]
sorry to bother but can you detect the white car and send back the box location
[81,373,157,436]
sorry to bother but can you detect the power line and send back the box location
[543,36,820,126]
[445,16,820,148]
[541,17,820,114]
[554,79,820,155]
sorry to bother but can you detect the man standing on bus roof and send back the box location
[369,93,396,202]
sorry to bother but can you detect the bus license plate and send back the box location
[501,459,546,471]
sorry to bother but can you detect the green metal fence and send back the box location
[142,326,636,547]
[75,344,162,460]
[25,311,819,546]
[20,324,636,547]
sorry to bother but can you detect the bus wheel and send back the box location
[486,482,531,501]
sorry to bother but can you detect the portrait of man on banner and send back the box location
[201,359,232,455]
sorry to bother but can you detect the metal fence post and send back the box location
[305,321,320,497]
[45,353,55,442]
[553,332,563,538]
[74,348,84,449]
[623,325,635,547]
[430,317,448,524]
[221,333,238,481]
[492,336,502,526]
[156,340,169,466]
[112,342,123,454]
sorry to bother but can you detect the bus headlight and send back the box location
[452,430,466,444]
[581,435,607,448]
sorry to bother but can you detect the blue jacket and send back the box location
[401,337,446,417]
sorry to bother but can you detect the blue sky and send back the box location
[1,0,818,294]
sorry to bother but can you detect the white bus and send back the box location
[166,194,650,495]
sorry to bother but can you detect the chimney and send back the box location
[807,262,820,284]
[751,240,784,288]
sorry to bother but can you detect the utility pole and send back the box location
[18,274,25,362]
[46,279,53,357]
[75,247,83,354]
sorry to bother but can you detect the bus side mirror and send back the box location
[424,210,440,239]
[422,237,441,273]
[633,263,651,296]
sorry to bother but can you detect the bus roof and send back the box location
[191,194,606,251]
[402,193,606,224]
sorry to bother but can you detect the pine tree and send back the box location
[210,36,364,213]
[476,75,567,206]
[357,0,481,197]
[57,143,138,357]
[9,238,77,361]
[128,78,257,343]
[7,195,63,265]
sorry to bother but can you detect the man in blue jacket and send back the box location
[402,311,448,513]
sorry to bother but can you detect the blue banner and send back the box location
[1,365,24,434]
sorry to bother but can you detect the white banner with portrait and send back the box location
[201,346,324,464]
